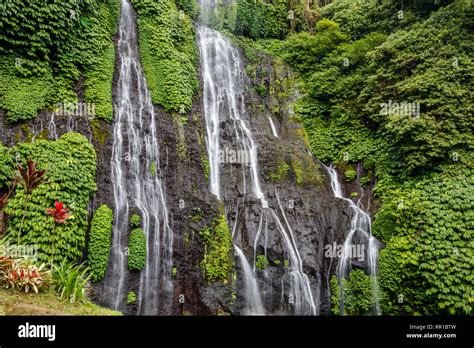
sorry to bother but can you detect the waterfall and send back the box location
[234,245,265,315]
[197,22,316,315]
[268,116,279,137]
[323,164,381,315]
[48,112,58,140]
[103,0,173,315]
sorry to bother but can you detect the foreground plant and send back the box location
[53,261,90,304]
[2,259,50,294]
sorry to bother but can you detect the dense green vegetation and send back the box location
[0,0,119,122]
[3,133,97,263]
[330,270,377,315]
[0,0,471,317]
[255,255,269,270]
[222,0,473,315]
[199,215,233,283]
[128,228,146,271]
[130,213,141,228]
[88,204,113,282]
[127,290,137,305]
[131,0,199,113]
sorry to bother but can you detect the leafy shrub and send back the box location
[268,159,290,181]
[0,57,57,122]
[83,0,120,122]
[128,228,146,271]
[199,215,233,282]
[53,261,90,303]
[127,291,137,305]
[150,161,157,176]
[344,169,356,182]
[88,204,113,282]
[84,43,116,121]
[255,255,269,270]
[2,259,50,294]
[130,213,141,228]
[279,19,347,76]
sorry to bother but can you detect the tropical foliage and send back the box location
[88,204,113,282]
[199,215,233,283]
[128,228,146,271]
[0,0,119,121]
[3,133,97,263]
[1,257,50,294]
[53,261,91,304]
[260,0,473,315]
[131,0,199,112]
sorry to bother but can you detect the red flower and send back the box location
[46,201,70,224]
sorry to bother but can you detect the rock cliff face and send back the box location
[0,12,378,315]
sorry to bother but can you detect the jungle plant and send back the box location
[256,255,269,270]
[2,259,50,294]
[127,291,137,305]
[4,133,97,264]
[199,215,233,283]
[130,213,141,228]
[15,160,46,243]
[88,204,113,282]
[344,169,357,182]
[53,260,90,304]
[128,228,146,271]
[46,201,70,270]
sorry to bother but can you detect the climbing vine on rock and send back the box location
[4,133,97,263]
[88,204,113,282]
[131,0,199,113]
[128,228,146,271]
[199,215,233,283]
[0,0,119,121]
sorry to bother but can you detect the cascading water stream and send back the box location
[323,164,381,315]
[197,14,317,315]
[102,0,173,315]
[268,116,279,137]
[48,112,58,140]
